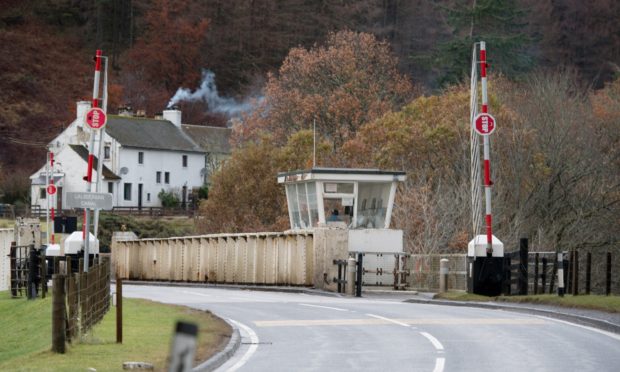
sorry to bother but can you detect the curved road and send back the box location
[124,285,620,372]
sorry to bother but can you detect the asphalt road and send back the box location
[123,285,620,372]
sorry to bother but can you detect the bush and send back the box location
[158,189,179,208]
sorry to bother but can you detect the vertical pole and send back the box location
[439,258,449,293]
[557,252,564,297]
[572,250,579,295]
[519,238,528,295]
[28,245,37,299]
[541,257,548,294]
[355,253,363,297]
[479,41,493,257]
[10,242,17,297]
[585,252,591,295]
[52,274,66,353]
[606,252,612,296]
[567,251,573,294]
[84,49,103,273]
[116,276,123,343]
[94,56,109,237]
[534,253,539,295]
[50,152,56,245]
[46,152,50,246]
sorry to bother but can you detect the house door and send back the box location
[138,184,143,210]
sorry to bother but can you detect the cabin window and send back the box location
[182,155,188,167]
[165,172,170,184]
[156,171,161,183]
[138,152,144,164]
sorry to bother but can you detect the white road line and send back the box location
[433,357,445,372]
[181,290,211,297]
[420,332,444,351]
[535,315,620,342]
[226,319,259,372]
[300,303,349,312]
[365,313,411,327]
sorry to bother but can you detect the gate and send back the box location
[10,242,47,298]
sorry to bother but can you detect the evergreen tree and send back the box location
[433,0,535,86]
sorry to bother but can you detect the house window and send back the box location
[147,193,151,202]
[107,182,113,194]
[182,155,188,167]
[40,188,46,199]
[165,172,170,184]
[138,151,144,164]
[156,171,161,183]
[124,183,132,200]
[104,146,111,160]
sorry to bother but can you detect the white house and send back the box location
[30,102,231,210]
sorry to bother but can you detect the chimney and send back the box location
[77,101,91,123]
[163,109,182,127]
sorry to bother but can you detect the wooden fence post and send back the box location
[116,276,123,344]
[606,252,612,296]
[534,253,539,295]
[572,250,579,295]
[52,274,66,353]
[519,238,528,295]
[541,258,548,294]
[585,252,591,295]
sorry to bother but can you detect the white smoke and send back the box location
[167,69,259,117]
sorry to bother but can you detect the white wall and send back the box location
[116,148,204,207]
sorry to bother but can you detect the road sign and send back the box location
[474,113,496,136]
[85,107,107,129]
[47,184,57,195]
[65,192,113,210]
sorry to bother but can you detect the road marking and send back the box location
[253,317,546,327]
[433,357,445,372]
[300,303,349,312]
[366,313,411,327]
[535,315,620,342]
[226,319,259,371]
[420,332,444,351]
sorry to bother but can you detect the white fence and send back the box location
[112,231,319,286]
[0,229,15,291]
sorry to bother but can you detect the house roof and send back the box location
[181,124,232,154]
[105,116,204,153]
[69,145,121,180]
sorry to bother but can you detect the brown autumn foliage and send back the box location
[234,30,413,152]
[198,130,331,233]
[120,0,209,115]
[0,20,91,176]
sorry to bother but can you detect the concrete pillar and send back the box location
[439,258,449,293]
[347,257,356,295]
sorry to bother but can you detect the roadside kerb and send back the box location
[194,319,241,372]
[116,280,344,298]
[404,297,620,334]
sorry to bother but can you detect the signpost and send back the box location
[85,107,107,130]
[65,192,113,210]
[474,113,496,136]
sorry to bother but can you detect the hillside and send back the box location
[0,0,618,221]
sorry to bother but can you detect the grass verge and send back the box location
[434,292,620,313]
[0,292,231,371]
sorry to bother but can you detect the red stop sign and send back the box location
[85,107,107,129]
[474,113,496,136]
[47,184,57,195]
